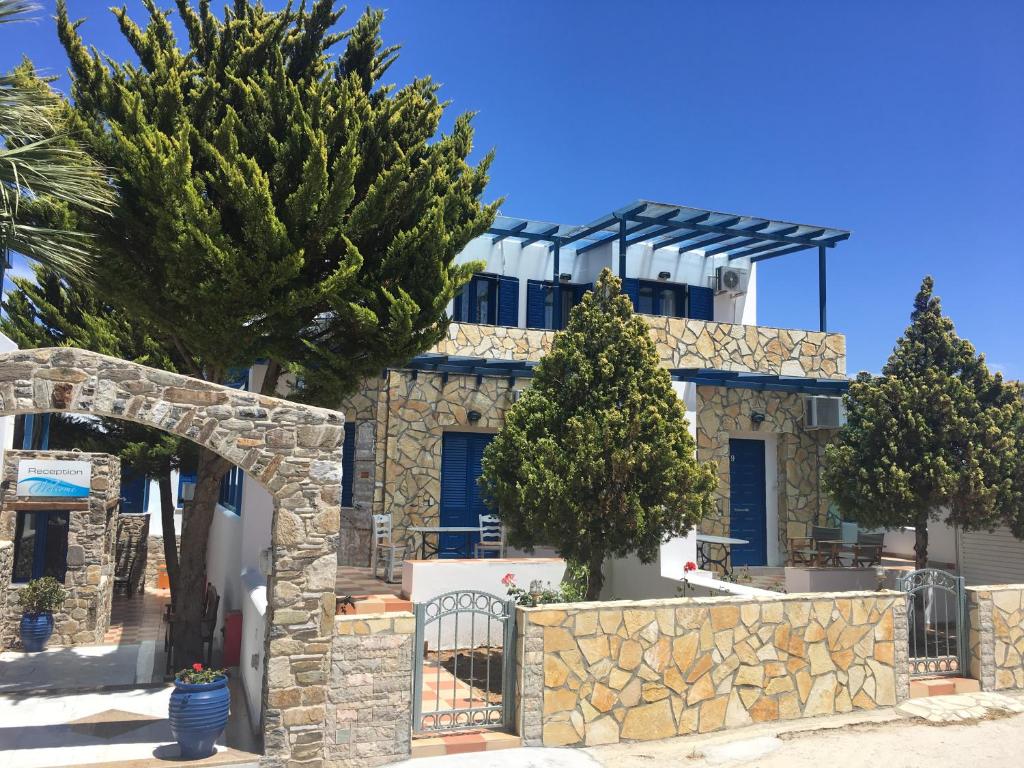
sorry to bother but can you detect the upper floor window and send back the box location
[452,274,519,326]
[13,510,69,583]
[624,279,714,322]
[527,281,591,330]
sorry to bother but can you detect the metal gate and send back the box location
[898,568,966,677]
[412,590,515,734]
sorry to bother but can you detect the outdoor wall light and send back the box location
[468,410,482,423]
[658,270,671,280]
[180,480,196,502]
[559,272,572,282]
[750,411,766,426]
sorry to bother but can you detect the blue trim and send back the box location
[341,422,355,507]
[497,276,519,327]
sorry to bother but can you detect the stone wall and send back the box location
[967,585,1024,691]
[695,386,834,564]
[145,534,172,587]
[433,319,846,379]
[115,513,149,595]
[328,612,415,767]
[0,540,11,652]
[0,450,121,647]
[0,346,344,767]
[516,591,907,747]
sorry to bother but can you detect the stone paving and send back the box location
[896,690,1024,723]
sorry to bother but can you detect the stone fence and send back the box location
[114,514,149,595]
[514,591,907,747]
[967,585,1024,691]
[0,540,11,652]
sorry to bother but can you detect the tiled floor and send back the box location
[336,565,412,614]
[103,586,170,646]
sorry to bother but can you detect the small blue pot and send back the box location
[169,674,230,760]
[20,612,54,652]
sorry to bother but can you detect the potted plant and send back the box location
[16,577,67,652]
[169,663,230,759]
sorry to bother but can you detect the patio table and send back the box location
[695,534,749,576]
[816,539,851,567]
[407,525,482,560]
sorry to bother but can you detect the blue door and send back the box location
[729,438,767,566]
[440,432,494,557]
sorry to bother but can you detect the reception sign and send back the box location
[17,459,92,498]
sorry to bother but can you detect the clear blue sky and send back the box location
[4,1,1022,377]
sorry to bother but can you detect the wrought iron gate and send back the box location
[412,590,515,734]
[898,568,966,677]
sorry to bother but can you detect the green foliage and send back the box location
[480,269,718,599]
[55,0,495,402]
[823,277,1024,566]
[16,576,68,614]
[175,662,226,684]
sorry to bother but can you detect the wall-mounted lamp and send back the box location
[559,273,572,282]
[657,270,671,280]
[750,411,766,426]
[180,481,196,502]
[468,410,482,423]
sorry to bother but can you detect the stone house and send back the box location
[336,200,851,569]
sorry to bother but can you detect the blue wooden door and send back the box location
[440,432,494,557]
[729,438,767,566]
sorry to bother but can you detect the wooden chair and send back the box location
[789,525,841,566]
[372,513,405,583]
[474,514,504,558]
[852,532,885,567]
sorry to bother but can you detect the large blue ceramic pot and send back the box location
[19,612,54,652]
[169,674,230,759]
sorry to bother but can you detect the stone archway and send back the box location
[0,347,342,765]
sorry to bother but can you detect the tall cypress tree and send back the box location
[479,269,718,599]
[54,0,496,657]
[823,277,1023,569]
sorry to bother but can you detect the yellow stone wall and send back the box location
[515,592,908,747]
[434,318,846,379]
[967,585,1024,691]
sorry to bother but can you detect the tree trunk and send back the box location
[914,511,929,571]
[585,549,605,601]
[171,446,231,664]
[159,473,180,600]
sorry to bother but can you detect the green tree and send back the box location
[1,2,114,280]
[823,277,1023,569]
[55,0,495,658]
[480,269,718,600]
[1,265,193,598]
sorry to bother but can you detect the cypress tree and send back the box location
[479,269,718,600]
[52,0,496,658]
[823,277,1023,569]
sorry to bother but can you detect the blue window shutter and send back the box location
[526,280,548,329]
[622,278,640,311]
[121,472,148,514]
[341,422,356,507]
[497,276,519,326]
[688,285,714,321]
[452,286,465,321]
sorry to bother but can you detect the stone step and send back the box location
[909,677,981,698]
[411,731,521,758]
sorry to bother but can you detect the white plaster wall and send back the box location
[239,567,267,735]
[880,520,957,565]
[205,504,243,647]
[240,474,273,574]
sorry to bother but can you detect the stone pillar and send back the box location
[327,613,414,767]
[515,608,544,746]
[893,594,911,702]
[0,540,12,652]
[967,588,996,690]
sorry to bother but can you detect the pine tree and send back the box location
[479,269,718,600]
[53,0,496,658]
[823,277,1023,569]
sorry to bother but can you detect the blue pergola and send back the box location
[487,200,851,333]
[401,353,849,395]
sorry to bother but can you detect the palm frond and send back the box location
[0,2,37,26]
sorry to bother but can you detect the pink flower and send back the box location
[501,573,515,587]
[683,561,697,574]
[192,663,203,672]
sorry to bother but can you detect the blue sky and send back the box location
[3,1,1022,377]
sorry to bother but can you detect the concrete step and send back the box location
[411,731,521,758]
[909,677,981,698]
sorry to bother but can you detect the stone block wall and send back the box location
[114,513,149,595]
[967,585,1024,691]
[516,591,907,747]
[0,540,11,652]
[0,450,121,648]
[328,612,415,767]
[433,319,846,379]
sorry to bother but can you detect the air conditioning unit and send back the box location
[715,266,750,295]
[804,396,847,430]
[510,388,525,403]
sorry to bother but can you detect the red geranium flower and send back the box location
[192,663,203,672]
[501,573,515,587]
[684,561,697,573]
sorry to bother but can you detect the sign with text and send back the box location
[17,459,92,498]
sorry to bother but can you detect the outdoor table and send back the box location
[407,525,481,560]
[816,539,852,567]
[695,534,749,576]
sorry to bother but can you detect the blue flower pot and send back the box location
[169,674,230,760]
[20,612,54,652]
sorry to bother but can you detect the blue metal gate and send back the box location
[729,438,767,566]
[899,568,966,677]
[413,590,515,734]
